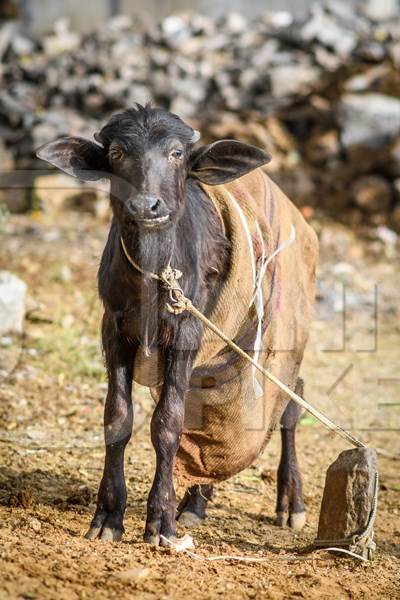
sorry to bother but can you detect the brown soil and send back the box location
[0,209,399,600]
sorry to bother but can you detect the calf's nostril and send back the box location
[127,199,137,214]
[150,198,161,214]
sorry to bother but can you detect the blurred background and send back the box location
[0,2,399,598]
[0,0,400,226]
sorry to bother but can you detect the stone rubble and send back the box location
[0,271,27,335]
[0,1,399,228]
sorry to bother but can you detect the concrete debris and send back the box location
[0,2,399,228]
[0,271,27,335]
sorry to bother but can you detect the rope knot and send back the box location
[159,265,190,315]
[159,265,183,287]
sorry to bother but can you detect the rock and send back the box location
[351,175,392,212]
[269,62,321,97]
[301,4,358,58]
[223,12,247,34]
[314,46,341,71]
[356,40,387,62]
[316,448,378,556]
[0,272,27,335]
[28,517,42,533]
[375,225,398,258]
[43,19,81,56]
[34,174,108,215]
[344,65,389,92]
[161,15,193,49]
[265,11,293,29]
[10,34,35,56]
[364,0,399,22]
[340,93,400,149]
[0,21,17,60]
[376,225,398,247]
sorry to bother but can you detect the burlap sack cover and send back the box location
[134,169,318,486]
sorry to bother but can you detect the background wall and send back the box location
[22,0,354,34]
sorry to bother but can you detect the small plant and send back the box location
[35,325,105,380]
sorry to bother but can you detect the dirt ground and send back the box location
[0,206,399,600]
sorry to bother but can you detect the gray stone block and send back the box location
[317,448,378,542]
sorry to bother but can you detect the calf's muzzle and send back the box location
[127,195,170,227]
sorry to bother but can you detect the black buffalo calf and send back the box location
[37,104,308,544]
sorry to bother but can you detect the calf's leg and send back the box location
[85,314,135,541]
[275,380,306,531]
[144,325,199,546]
[177,484,214,527]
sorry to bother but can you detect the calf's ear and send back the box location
[36,136,109,181]
[189,139,271,185]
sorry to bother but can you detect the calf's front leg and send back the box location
[144,325,198,545]
[85,314,135,541]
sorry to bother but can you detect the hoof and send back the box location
[290,511,306,531]
[275,511,289,528]
[143,532,177,547]
[178,511,203,529]
[100,527,123,542]
[275,510,306,531]
[143,521,162,546]
[84,526,102,540]
[143,533,160,546]
[160,535,177,548]
[85,525,123,542]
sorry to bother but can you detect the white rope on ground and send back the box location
[160,535,368,563]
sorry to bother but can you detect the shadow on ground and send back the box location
[0,467,91,507]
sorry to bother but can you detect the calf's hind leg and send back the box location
[177,484,214,527]
[275,379,306,531]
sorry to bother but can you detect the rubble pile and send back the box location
[1,0,400,227]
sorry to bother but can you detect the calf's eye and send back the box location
[170,149,184,160]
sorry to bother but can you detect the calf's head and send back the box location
[37,105,271,230]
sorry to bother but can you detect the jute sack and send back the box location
[134,168,318,486]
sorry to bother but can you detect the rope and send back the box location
[154,264,366,450]
[120,237,377,560]
[120,236,183,282]
[159,535,368,563]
